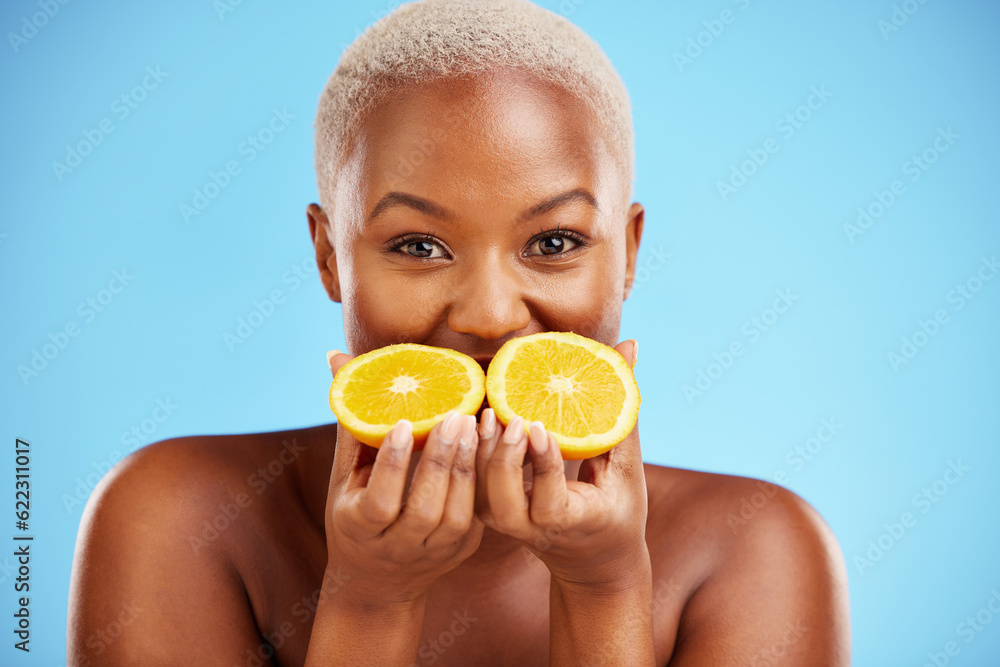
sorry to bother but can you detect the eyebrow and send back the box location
[367,187,598,225]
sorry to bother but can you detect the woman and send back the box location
[68,0,850,664]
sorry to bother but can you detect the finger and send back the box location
[391,410,463,540]
[612,339,638,369]
[426,415,478,549]
[330,422,378,492]
[328,349,371,490]
[526,422,570,527]
[593,338,642,482]
[327,348,354,378]
[474,408,501,524]
[485,415,531,537]
[581,417,642,490]
[355,419,413,529]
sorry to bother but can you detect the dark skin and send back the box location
[67,68,850,666]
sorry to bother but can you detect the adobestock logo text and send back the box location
[17,268,135,386]
[51,66,169,182]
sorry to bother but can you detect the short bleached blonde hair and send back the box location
[314,0,634,220]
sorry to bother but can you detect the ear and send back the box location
[622,202,645,301]
[307,203,342,303]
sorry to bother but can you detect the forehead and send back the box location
[335,67,620,226]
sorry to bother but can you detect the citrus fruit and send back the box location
[485,332,640,460]
[328,343,486,449]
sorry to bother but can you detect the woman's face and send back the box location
[309,67,644,406]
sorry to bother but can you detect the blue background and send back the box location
[1,0,998,664]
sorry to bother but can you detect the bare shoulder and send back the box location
[67,429,310,666]
[641,463,851,666]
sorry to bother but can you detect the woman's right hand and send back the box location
[323,350,485,608]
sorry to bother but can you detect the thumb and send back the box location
[327,349,355,378]
[613,339,638,369]
[325,349,375,490]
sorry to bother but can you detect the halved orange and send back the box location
[485,332,640,460]
[329,343,486,449]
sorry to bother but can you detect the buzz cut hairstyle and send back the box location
[313,0,634,224]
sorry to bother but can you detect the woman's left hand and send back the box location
[474,339,650,587]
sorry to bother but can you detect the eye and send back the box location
[386,233,449,259]
[401,240,445,259]
[525,228,589,257]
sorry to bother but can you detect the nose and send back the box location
[446,255,531,340]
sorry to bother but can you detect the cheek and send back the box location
[342,261,449,351]
[538,251,625,346]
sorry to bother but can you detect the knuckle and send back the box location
[451,454,476,480]
[491,513,521,536]
[534,461,563,478]
[377,445,409,473]
[418,452,453,476]
[530,507,560,527]
[362,498,399,525]
[410,480,437,503]
[436,512,471,538]
[402,502,439,530]
[405,514,437,535]
[486,456,522,476]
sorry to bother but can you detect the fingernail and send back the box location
[458,415,477,450]
[528,421,547,454]
[439,410,460,445]
[480,408,497,439]
[390,419,412,447]
[503,416,525,445]
[326,349,342,370]
[632,340,639,367]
